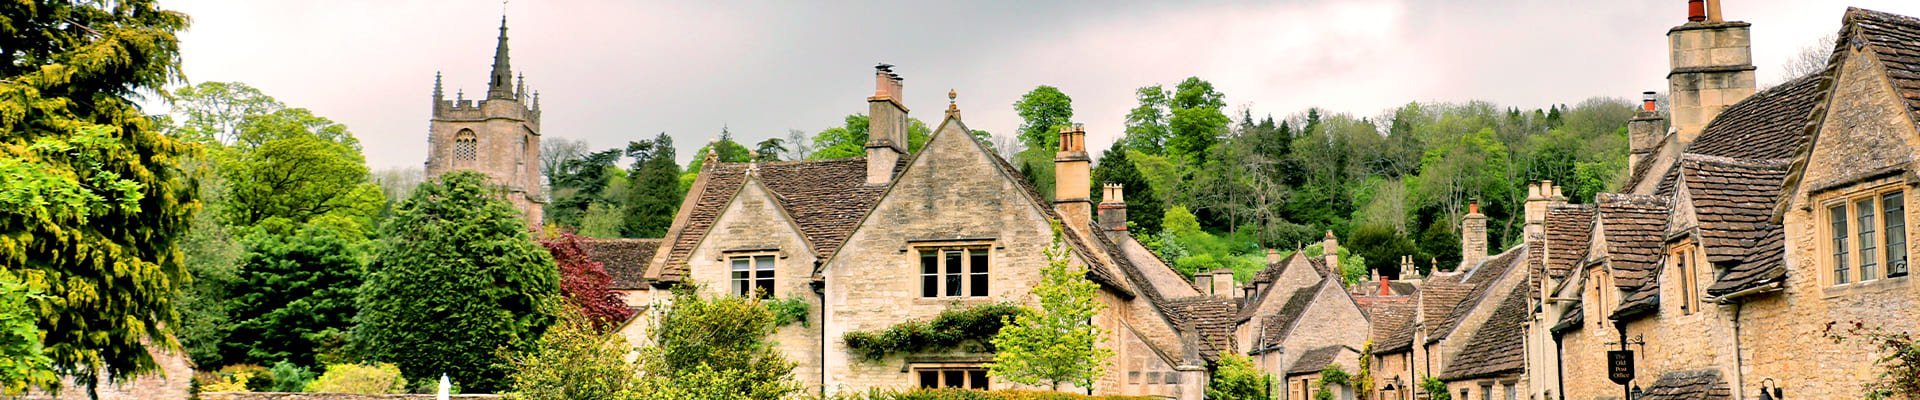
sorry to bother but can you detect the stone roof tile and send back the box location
[1685,73,1822,160]
[658,158,888,282]
[1286,345,1352,376]
[1594,193,1671,290]
[1428,245,1526,343]
[1441,282,1529,381]
[579,238,663,290]
[1640,369,1733,400]
[1545,205,1597,280]
[1163,296,1239,362]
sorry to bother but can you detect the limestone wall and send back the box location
[682,178,826,391]
[198,393,501,400]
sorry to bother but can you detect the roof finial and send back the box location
[487,9,515,100]
[433,71,444,99]
[946,88,961,118]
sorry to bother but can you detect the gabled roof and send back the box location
[1776,8,1920,218]
[653,158,891,282]
[1440,282,1529,381]
[1706,222,1788,297]
[1162,295,1238,362]
[1640,369,1733,400]
[1592,193,1671,290]
[1427,245,1526,343]
[1362,297,1417,354]
[1253,281,1326,349]
[1684,73,1822,160]
[1551,300,1584,336]
[1544,205,1597,280]
[579,238,663,290]
[1285,345,1356,377]
[1672,156,1791,264]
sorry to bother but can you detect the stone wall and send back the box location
[683,178,825,391]
[1275,284,1368,376]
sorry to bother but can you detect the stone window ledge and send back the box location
[1822,275,1910,299]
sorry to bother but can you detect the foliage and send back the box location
[804,388,1153,400]
[0,272,53,395]
[809,114,932,159]
[199,369,252,393]
[623,133,683,237]
[766,296,812,328]
[1420,376,1451,400]
[539,231,635,330]
[200,364,271,392]
[1122,85,1171,155]
[1206,354,1269,400]
[222,224,364,369]
[269,360,316,392]
[545,148,623,230]
[507,307,640,400]
[989,221,1111,390]
[1316,364,1352,400]
[0,0,199,390]
[1147,206,1265,281]
[305,363,407,394]
[210,105,383,234]
[1167,77,1228,162]
[1090,140,1164,233]
[1013,86,1074,152]
[352,171,560,392]
[1303,243,1368,287]
[843,303,1023,361]
[1355,341,1374,395]
[1825,321,1920,399]
[633,285,798,400]
[684,128,752,172]
[754,138,788,162]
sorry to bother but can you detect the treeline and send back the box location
[545,78,1635,282]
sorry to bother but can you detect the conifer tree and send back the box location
[622,133,682,238]
[1092,140,1164,233]
[352,171,558,392]
[989,221,1111,390]
[223,224,364,369]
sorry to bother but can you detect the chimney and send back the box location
[866,64,909,186]
[1193,273,1213,295]
[1378,274,1392,296]
[1401,255,1420,280]
[1667,0,1754,144]
[1055,124,1093,231]
[1524,181,1556,240]
[1098,184,1128,232]
[1628,91,1667,173]
[1266,248,1282,265]
[1462,201,1488,270]
[1322,230,1339,274]
[1211,269,1236,299]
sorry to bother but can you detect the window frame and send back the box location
[913,367,989,390]
[1820,186,1910,287]
[1668,239,1701,315]
[728,254,777,298]
[916,246,991,299]
[452,129,478,165]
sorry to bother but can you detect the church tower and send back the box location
[425,16,545,226]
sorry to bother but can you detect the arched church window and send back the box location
[454,129,478,164]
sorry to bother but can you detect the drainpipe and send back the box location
[1554,334,1566,400]
[812,260,827,398]
[1731,303,1745,400]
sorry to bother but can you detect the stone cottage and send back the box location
[590,66,1234,398]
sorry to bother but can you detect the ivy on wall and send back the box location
[841,303,1024,361]
[767,297,811,328]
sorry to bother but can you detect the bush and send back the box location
[801,388,1153,400]
[507,308,640,400]
[843,303,1023,361]
[767,296,811,328]
[1207,354,1270,400]
[269,361,316,392]
[305,363,407,394]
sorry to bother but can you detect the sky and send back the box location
[161,0,1920,170]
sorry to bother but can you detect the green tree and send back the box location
[1123,85,1172,155]
[808,114,932,160]
[636,286,798,400]
[0,272,54,395]
[753,138,786,162]
[1207,354,1269,400]
[1091,140,1164,233]
[546,149,622,230]
[222,224,365,369]
[1167,77,1228,162]
[352,171,559,392]
[216,107,384,234]
[1013,86,1075,152]
[622,134,683,238]
[169,82,283,145]
[508,307,639,400]
[0,0,197,391]
[988,221,1111,390]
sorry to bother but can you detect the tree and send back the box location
[1207,354,1268,400]
[988,221,1111,391]
[1781,33,1837,83]
[782,129,813,160]
[547,148,622,230]
[0,272,54,395]
[170,82,282,145]
[352,171,559,392]
[1123,84,1172,155]
[223,224,365,369]
[0,0,197,391]
[808,114,931,159]
[540,137,588,184]
[1168,77,1228,162]
[686,128,752,172]
[507,307,640,400]
[1013,86,1075,152]
[538,232,635,330]
[215,106,384,234]
[753,138,787,162]
[1091,140,1164,233]
[635,286,798,400]
[622,134,682,238]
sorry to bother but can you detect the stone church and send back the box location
[423,17,546,226]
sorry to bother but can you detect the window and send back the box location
[1825,189,1910,285]
[916,368,987,390]
[453,129,478,163]
[919,247,989,298]
[730,255,775,298]
[1673,244,1697,315]
[1888,192,1908,277]
[1480,384,1492,400]
[1503,383,1516,400]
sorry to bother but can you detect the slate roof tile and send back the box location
[579,238,663,290]
[1163,296,1239,362]
[1286,345,1353,376]
[1545,205,1597,280]
[1640,369,1733,400]
[1361,297,1417,354]
[1594,193,1671,290]
[1441,282,1529,380]
[658,158,888,282]
[1684,73,1821,160]
[1428,245,1526,343]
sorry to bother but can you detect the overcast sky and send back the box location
[162,0,1920,170]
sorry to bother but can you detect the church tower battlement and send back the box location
[425,16,545,226]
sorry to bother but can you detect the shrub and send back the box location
[1420,376,1450,400]
[799,388,1154,400]
[305,363,407,394]
[767,296,811,328]
[1207,354,1269,400]
[269,361,316,392]
[842,303,1023,361]
[633,286,798,400]
[507,307,640,400]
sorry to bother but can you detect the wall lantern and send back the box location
[1759,378,1783,400]
[1630,385,1644,400]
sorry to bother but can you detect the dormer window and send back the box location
[1668,240,1701,315]
[1822,187,1909,286]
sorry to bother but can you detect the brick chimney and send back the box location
[1211,269,1235,299]
[1322,230,1339,275]
[1628,91,1667,173]
[1668,0,1754,144]
[1461,201,1488,270]
[1055,124,1093,231]
[1098,183,1128,232]
[866,64,908,186]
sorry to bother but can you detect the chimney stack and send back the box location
[1098,184,1128,232]
[1212,269,1236,299]
[1401,255,1420,280]
[866,64,909,186]
[1668,0,1754,144]
[1628,91,1668,174]
[1461,201,1488,270]
[1524,181,1558,240]
[1055,124,1093,232]
[1267,248,1282,265]
[1378,273,1392,296]
[1322,230,1339,276]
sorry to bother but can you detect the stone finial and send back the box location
[433,71,444,99]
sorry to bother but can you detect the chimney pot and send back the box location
[1688,0,1706,22]
[1641,91,1658,112]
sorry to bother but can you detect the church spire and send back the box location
[487,15,514,100]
